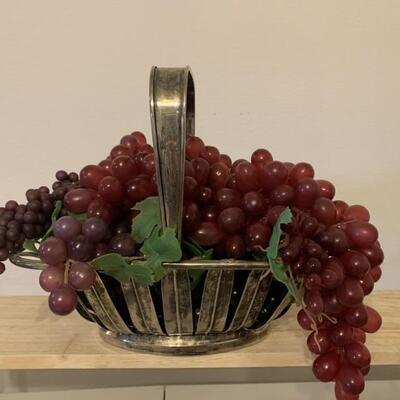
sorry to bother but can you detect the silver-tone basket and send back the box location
[10,66,291,355]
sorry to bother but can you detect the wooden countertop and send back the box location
[0,291,398,371]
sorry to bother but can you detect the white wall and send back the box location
[0,0,399,295]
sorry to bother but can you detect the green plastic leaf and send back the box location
[67,212,88,222]
[41,200,63,241]
[266,207,296,297]
[141,227,182,262]
[91,253,154,284]
[22,239,38,254]
[132,197,161,243]
[267,207,293,260]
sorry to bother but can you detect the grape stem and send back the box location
[64,260,72,285]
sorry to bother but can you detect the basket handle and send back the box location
[149,66,195,241]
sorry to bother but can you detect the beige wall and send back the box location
[0,0,399,295]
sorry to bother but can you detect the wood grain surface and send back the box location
[0,291,397,370]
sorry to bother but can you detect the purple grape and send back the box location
[68,235,95,261]
[38,237,67,265]
[39,265,65,292]
[53,216,82,242]
[109,233,136,256]
[48,286,77,315]
[82,217,108,243]
[68,261,96,290]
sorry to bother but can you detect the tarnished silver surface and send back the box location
[100,325,269,355]
[228,271,268,332]
[121,279,164,334]
[196,269,234,334]
[150,66,194,335]
[83,274,132,335]
[10,66,292,355]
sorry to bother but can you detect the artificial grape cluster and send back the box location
[37,132,147,315]
[179,136,383,399]
[0,170,80,274]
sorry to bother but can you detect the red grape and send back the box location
[312,197,337,226]
[320,268,340,289]
[359,273,374,295]
[111,155,137,182]
[294,178,318,209]
[344,305,368,328]
[110,145,131,158]
[257,161,288,192]
[264,205,285,226]
[361,306,382,333]
[139,153,156,175]
[305,291,324,314]
[304,273,322,291]
[200,145,220,164]
[341,250,370,278]
[316,179,335,200]
[345,341,371,368]
[297,309,313,330]
[220,154,232,167]
[337,278,364,307]
[125,175,154,204]
[360,242,384,266]
[224,234,246,259]
[131,131,147,146]
[184,160,195,177]
[242,192,267,218]
[215,188,242,209]
[251,148,272,166]
[208,162,229,190]
[191,157,210,185]
[201,206,219,222]
[120,135,139,152]
[198,187,213,206]
[186,136,205,160]
[307,329,332,354]
[99,159,112,171]
[64,188,97,213]
[369,265,382,282]
[318,227,349,256]
[98,176,124,204]
[289,162,314,185]
[335,381,360,400]
[323,291,344,314]
[235,162,259,193]
[244,222,270,251]
[269,184,295,206]
[183,202,201,233]
[335,200,349,221]
[80,165,110,190]
[217,207,246,234]
[331,323,354,346]
[183,176,199,200]
[337,365,365,395]
[346,221,378,249]
[343,205,370,222]
[312,350,340,382]
[190,222,225,246]
[353,328,366,344]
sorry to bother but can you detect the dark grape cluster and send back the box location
[0,170,80,274]
[37,132,148,315]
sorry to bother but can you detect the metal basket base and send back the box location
[99,327,269,355]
